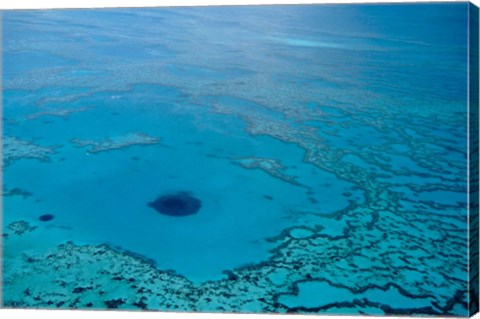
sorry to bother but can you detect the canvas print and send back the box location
[1,1,479,316]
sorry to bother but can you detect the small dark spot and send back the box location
[225,271,238,281]
[73,287,87,294]
[263,195,274,201]
[104,299,125,309]
[39,214,54,222]
[85,302,93,307]
[131,156,140,161]
[132,300,148,310]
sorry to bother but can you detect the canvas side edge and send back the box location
[0,9,4,309]
[469,2,480,317]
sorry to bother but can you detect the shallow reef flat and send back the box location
[3,241,196,310]
[2,205,468,315]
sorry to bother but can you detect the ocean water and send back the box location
[1,3,475,316]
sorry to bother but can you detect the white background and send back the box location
[0,0,479,319]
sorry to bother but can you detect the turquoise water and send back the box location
[1,3,474,315]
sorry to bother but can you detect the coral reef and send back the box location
[2,235,468,315]
[2,6,471,316]
[70,133,160,154]
[6,221,37,236]
[25,106,93,121]
[230,157,302,186]
[2,136,59,166]
[3,242,196,310]
[3,187,33,198]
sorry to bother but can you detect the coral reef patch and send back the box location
[231,157,302,186]
[6,220,37,236]
[3,187,33,198]
[3,136,59,166]
[25,106,93,121]
[70,132,160,154]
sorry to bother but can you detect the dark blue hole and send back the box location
[148,191,201,217]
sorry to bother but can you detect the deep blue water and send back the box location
[1,3,473,315]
